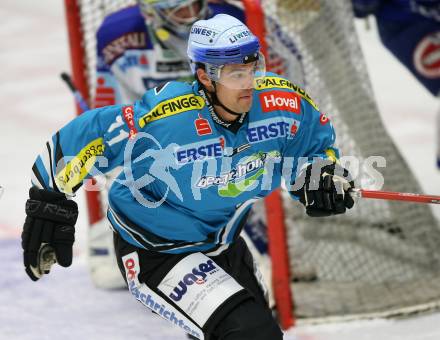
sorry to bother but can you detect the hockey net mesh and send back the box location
[258,0,440,321]
[67,0,440,322]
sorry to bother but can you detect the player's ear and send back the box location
[196,68,214,91]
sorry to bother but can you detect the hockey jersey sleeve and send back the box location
[31,104,136,195]
[281,94,339,192]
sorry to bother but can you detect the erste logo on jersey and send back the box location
[175,137,224,164]
[247,117,300,143]
[259,90,301,114]
[139,94,205,127]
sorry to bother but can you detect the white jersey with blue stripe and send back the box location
[31,72,338,254]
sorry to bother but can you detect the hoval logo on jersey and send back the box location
[194,114,212,136]
[259,90,301,114]
[255,76,318,110]
[414,32,440,78]
[169,260,217,302]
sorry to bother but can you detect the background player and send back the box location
[351,0,440,165]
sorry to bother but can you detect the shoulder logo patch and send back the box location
[255,76,318,110]
[259,90,301,114]
[139,94,205,127]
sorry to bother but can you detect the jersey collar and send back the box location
[195,82,247,134]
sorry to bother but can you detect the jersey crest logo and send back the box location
[139,94,205,127]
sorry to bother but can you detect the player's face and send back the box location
[215,63,255,113]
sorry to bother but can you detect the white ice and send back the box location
[0,1,439,339]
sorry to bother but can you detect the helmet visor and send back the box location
[211,52,266,90]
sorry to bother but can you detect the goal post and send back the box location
[64,0,103,225]
[243,0,295,328]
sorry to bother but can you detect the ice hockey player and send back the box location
[22,14,356,339]
[351,0,440,165]
[90,0,245,289]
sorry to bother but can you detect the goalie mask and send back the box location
[139,0,208,39]
[187,14,265,90]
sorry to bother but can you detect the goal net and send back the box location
[64,0,440,327]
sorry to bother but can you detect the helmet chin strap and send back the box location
[208,82,245,117]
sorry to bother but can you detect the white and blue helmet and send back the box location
[187,14,265,89]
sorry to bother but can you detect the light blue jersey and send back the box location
[31,72,338,254]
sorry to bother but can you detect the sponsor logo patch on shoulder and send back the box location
[255,76,318,110]
[259,90,301,114]
[139,94,205,127]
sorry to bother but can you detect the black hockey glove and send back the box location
[290,160,355,217]
[22,187,78,281]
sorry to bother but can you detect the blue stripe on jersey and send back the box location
[33,156,50,187]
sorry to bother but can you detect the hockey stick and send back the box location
[350,188,440,204]
[60,72,90,112]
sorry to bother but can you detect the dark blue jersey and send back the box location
[352,0,440,95]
